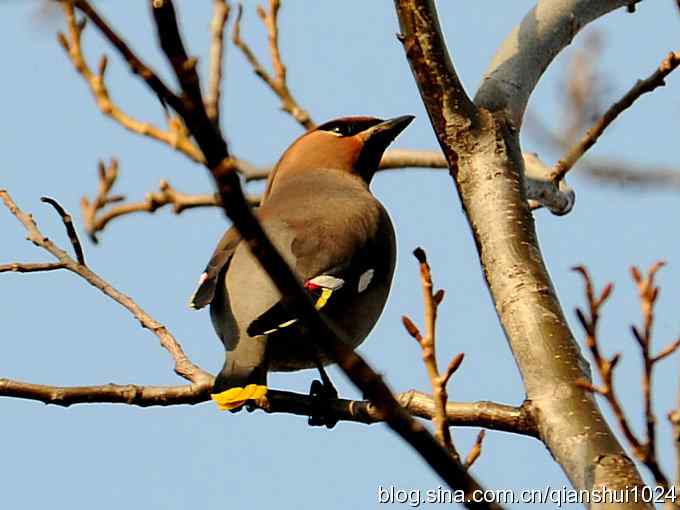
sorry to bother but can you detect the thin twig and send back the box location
[403,247,461,460]
[1,189,211,385]
[574,264,680,494]
[206,0,230,125]
[464,430,486,470]
[552,51,680,183]
[232,1,314,130]
[0,262,67,274]
[58,1,204,164]
[40,196,86,265]
[629,262,677,491]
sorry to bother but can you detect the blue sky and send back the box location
[2,1,679,509]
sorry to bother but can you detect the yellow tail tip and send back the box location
[211,384,268,411]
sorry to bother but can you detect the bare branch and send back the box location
[0,378,211,407]
[40,196,86,265]
[0,189,210,385]
[396,0,649,501]
[475,0,640,127]
[411,247,459,460]
[573,266,643,454]
[0,376,536,436]
[464,430,486,470]
[206,0,230,124]
[0,262,67,274]
[575,264,680,493]
[232,2,314,130]
[628,262,674,491]
[58,1,204,164]
[552,51,680,183]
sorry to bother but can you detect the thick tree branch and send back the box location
[552,51,680,183]
[0,190,210,385]
[395,0,649,505]
[0,376,535,435]
[475,0,642,128]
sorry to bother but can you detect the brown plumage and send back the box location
[189,115,414,415]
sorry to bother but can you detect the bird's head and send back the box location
[264,115,414,197]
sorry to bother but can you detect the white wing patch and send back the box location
[307,275,345,290]
[357,269,374,293]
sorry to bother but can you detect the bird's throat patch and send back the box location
[211,384,267,411]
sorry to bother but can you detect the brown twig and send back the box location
[232,1,314,130]
[0,262,67,274]
[40,196,86,265]
[57,1,204,164]
[1,189,211,385]
[551,51,680,183]
[574,264,680,494]
[80,159,260,241]
[629,262,678,493]
[206,0,230,125]
[464,430,486,470]
[403,247,461,460]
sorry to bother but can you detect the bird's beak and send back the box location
[358,115,415,147]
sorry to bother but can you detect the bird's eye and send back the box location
[332,126,348,136]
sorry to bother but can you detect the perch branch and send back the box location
[0,376,536,436]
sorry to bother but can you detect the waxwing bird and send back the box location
[189,115,414,425]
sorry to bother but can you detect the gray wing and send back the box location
[188,226,241,309]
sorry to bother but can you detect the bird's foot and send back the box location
[307,379,339,429]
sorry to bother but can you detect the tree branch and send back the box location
[552,51,680,183]
[575,264,680,499]
[403,248,462,460]
[0,262,67,274]
[395,0,649,505]
[232,1,314,130]
[0,376,536,436]
[206,0,230,125]
[0,189,211,385]
[40,196,86,265]
[58,1,204,164]
[475,0,641,128]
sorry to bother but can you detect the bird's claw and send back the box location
[308,379,338,429]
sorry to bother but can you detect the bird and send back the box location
[189,115,414,425]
